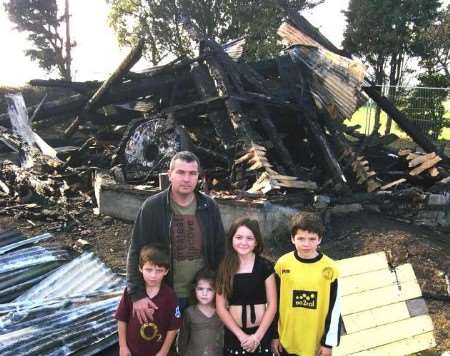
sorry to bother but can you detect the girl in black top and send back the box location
[216,217,277,355]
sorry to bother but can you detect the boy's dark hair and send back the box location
[189,268,216,305]
[169,151,201,170]
[139,244,170,269]
[289,212,325,239]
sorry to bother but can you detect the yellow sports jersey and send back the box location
[275,252,341,356]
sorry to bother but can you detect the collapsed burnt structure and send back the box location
[0,12,449,229]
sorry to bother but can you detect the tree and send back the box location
[342,0,441,134]
[5,0,74,81]
[107,0,324,65]
[413,4,450,83]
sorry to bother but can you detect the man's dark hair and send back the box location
[169,151,200,170]
[289,212,325,239]
[139,244,170,269]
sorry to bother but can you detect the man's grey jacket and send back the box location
[126,187,225,301]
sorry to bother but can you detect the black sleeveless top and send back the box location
[228,255,274,327]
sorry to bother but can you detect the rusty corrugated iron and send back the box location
[278,22,368,121]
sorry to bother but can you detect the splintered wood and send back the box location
[334,252,436,355]
[401,151,443,177]
[234,145,317,194]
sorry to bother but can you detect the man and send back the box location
[127,151,225,324]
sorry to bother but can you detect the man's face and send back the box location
[168,159,199,196]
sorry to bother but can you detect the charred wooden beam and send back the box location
[29,79,99,95]
[161,95,229,118]
[362,86,440,155]
[0,72,183,127]
[201,39,296,175]
[317,105,383,192]
[232,63,297,175]
[200,42,261,143]
[276,55,348,189]
[253,105,297,175]
[65,38,145,136]
[239,92,297,111]
[29,94,48,123]
[191,64,236,149]
[0,94,86,127]
[182,17,300,192]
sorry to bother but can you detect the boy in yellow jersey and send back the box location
[272,212,341,356]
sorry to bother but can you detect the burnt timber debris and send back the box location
[0,14,449,231]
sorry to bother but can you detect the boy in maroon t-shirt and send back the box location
[115,245,181,356]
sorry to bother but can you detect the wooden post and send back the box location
[64,38,145,137]
[191,64,236,149]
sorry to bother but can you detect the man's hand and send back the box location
[271,339,283,356]
[317,346,332,356]
[132,297,158,324]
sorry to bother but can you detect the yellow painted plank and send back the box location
[337,252,388,277]
[342,280,422,315]
[334,315,434,355]
[343,301,410,334]
[348,331,436,356]
[340,264,416,296]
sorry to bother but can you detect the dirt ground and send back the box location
[1,210,449,354]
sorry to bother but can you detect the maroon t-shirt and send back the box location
[115,284,182,356]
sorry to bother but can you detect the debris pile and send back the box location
[0,12,449,229]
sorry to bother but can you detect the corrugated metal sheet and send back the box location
[16,252,124,302]
[0,246,71,274]
[278,22,321,48]
[0,229,125,355]
[0,296,120,356]
[0,232,52,255]
[278,22,368,120]
[0,231,70,303]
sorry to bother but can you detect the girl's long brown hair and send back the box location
[216,217,264,298]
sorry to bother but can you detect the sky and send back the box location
[0,0,349,86]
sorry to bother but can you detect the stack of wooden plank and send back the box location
[335,252,435,355]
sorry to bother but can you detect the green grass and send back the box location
[345,102,450,140]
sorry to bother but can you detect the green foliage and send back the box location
[4,0,74,80]
[342,0,441,85]
[107,0,324,65]
[412,4,450,81]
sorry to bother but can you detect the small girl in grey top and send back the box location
[178,268,223,356]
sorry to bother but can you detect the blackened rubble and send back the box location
[0,13,449,229]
